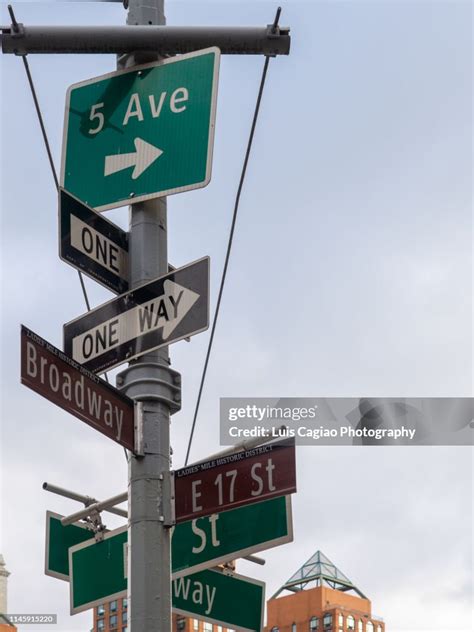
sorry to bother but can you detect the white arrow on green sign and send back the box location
[61,47,220,212]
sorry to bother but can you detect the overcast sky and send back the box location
[0,1,472,631]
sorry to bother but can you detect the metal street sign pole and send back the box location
[118,2,176,631]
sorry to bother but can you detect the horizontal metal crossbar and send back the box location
[1,25,290,56]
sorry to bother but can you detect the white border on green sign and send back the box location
[173,495,294,579]
[68,525,128,615]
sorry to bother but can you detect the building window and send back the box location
[110,614,118,629]
[310,617,319,631]
[347,616,355,630]
[292,624,297,632]
[376,627,382,632]
[110,600,118,612]
[97,620,105,631]
[323,614,332,628]
[338,614,343,627]
[366,624,374,632]
[358,621,363,632]
[193,620,199,631]
[97,605,105,617]
[271,628,279,632]
[123,629,127,632]
[123,598,128,609]
[122,610,128,624]
[176,618,186,631]
[203,623,212,632]
[217,627,222,632]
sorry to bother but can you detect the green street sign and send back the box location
[173,569,264,632]
[61,47,220,212]
[69,527,127,613]
[69,527,264,631]
[68,497,291,617]
[50,497,290,581]
[173,495,293,577]
[45,511,94,581]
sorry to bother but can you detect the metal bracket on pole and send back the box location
[117,362,181,415]
[43,482,128,518]
[134,401,145,456]
[244,554,266,566]
[60,491,128,526]
[161,470,175,528]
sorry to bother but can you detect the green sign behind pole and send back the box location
[61,47,220,212]
[69,527,127,613]
[45,511,94,581]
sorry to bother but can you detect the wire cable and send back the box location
[184,53,272,466]
[21,53,94,315]
[12,4,121,431]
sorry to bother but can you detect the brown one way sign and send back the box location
[20,326,135,452]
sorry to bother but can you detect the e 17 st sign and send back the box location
[61,47,220,211]
[174,438,296,523]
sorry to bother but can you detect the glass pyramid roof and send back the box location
[271,550,367,599]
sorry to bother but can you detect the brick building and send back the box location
[265,551,385,632]
[91,598,231,632]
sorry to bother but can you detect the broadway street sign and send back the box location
[59,188,129,294]
[69,527,264,631]
[21,326,136,451]
[174,438,297,523]
[61,48,220,211]
[63,257,209,374]
[45,511,94,581]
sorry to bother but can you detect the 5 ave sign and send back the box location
[61,48,220,211]
[63,257,209,374]
[174,439,297,523]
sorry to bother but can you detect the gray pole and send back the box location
[116,1,179,631]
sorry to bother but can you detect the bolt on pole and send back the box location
[116,1,177,631]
